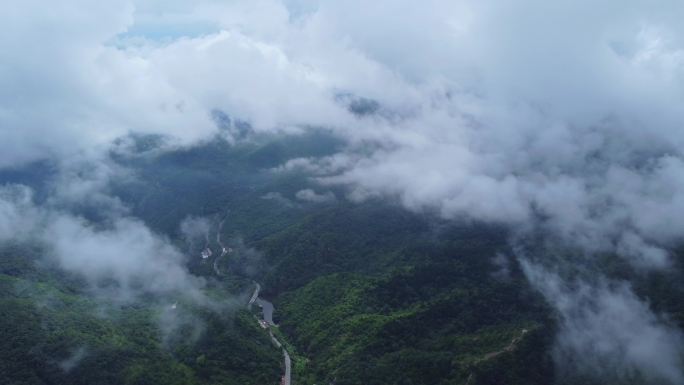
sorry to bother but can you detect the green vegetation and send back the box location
[257,207,555,385]
[4,134,680,385]
[0,247,281,385]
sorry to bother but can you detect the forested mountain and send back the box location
[4,1,684,384]
[2,134,683,385]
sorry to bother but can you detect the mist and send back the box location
[0,183,208,304]
[523,261,684,384]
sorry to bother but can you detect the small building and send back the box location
[201,248,213,259]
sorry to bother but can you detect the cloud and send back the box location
[58,347,88,373]
[272,1,684,270]
[179,216,212,249]
[158,304,208,348]
[295,188,336,203]
[0,184,207,303]
[0,0,215,168]
[261,191,297,208]
[48,154,132,217]
[522,261,684,385]
[154,0,678,272]
[45,215,207,302]
[0,184,42,242]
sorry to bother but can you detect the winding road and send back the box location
[282,349,291,385]
[248,282,291,385]
[216,224,292,385]
[248,282,260,310]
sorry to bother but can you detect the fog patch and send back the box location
[224,237,264,279]
[295,188,336,203]
[521,261,684,385]
[0,184,42,242]
[47,155,131,218]
[44,215,207,303]
[490,253,512,281]
[261,192,297,208]
[180,215,212,252]
[58,346,88,373]
[158,304,208,348]
[0,184,210,304]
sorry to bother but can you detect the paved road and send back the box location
[248,282,261,310]
[268,330,282,348]
[213,220,289,383]
[266,331,291,385]
[249,282,291,385]
[282,349,291,385]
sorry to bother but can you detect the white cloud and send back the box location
[0,184,206,303]
[295,188,336,203]
[0,184,42,242]
[0,0,215,168]
[522,261,684,384]
[45,214,206,302]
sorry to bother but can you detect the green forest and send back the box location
[1,134,682,385]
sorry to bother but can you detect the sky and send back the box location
[1,0,684,382]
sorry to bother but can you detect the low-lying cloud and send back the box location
[46,215,206,302]
[523,261,684,384]
[0,183,206,303]
[180,215,212,252]
[295,188,336,203]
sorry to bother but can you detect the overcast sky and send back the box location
[1,1,684,382]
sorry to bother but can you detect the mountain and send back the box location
[1,134,682,385]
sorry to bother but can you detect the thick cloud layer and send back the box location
[0,0,216,168]
[1,0,684,381]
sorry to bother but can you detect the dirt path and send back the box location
[481,329,528,361]
[464,329,529,384]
